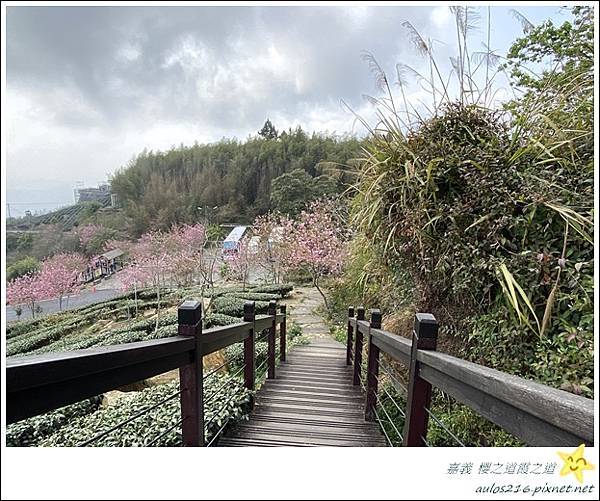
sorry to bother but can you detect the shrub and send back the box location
[41,376,252,447]
[287,320,303,339]
[7,397,102,447]
[249,284,294,297]
[204,313,241,329]
[229,292,281,302]
[211,297,270,317]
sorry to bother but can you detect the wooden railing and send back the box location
[6,300,287,447]
[347,307,594,447]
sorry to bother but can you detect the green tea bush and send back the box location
[41,376,252,447]
[211,297,270,317]
[225,341,269,372]
[204,313,241,329]
[229,292,281,302]
[7,397,102,447]
[249,284,294,297]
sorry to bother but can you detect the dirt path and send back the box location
[281,286,331,341]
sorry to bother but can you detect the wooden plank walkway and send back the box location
[219,339,387,447]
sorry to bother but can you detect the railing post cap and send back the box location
[348,306,355,316]
[370,309,382,328]
[280,304,287,312]
[357,306,365,320]
[414,313,438,339]
[244,301,256,321]
[178,300,202,326]
[268,300,277,314]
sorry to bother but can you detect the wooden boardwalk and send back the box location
[219,339,387,447]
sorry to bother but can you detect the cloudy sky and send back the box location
[5,4,569,215]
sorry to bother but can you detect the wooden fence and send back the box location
[347,306,594,446]
[6,300,287,447]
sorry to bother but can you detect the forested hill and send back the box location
[111,124,363,234]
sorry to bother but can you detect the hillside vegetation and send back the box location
[328,7,594,445]
[111,125,362,234]
[7,283,306,446]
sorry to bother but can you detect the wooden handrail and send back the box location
[6,300,289,444]
[347,307,594,447]
[417,349,594,446]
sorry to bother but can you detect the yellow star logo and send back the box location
[557,444,595,483]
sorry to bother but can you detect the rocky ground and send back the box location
[281,286,330,341]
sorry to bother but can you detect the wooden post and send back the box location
[346,307,355,366]
[403,313,438,446]
[279,304,287,362]
[353,306,365,386]
[178,300,204,446]
[267,300,276,379]
[365,309,381,421]
[243,302,256,399]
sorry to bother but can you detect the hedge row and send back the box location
[249,284,294,297]
[204,313,241,329]
[229,292,281,302]
[7,397,102,447]
[211,297,270,317]
[41,375,252,446]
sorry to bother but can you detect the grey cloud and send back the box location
[7,5,564,205]
[7,6,439,130]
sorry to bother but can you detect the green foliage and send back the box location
[258,119,278,140]
[329,8,594,447]
[6,256,39,281]
[110,128,361,233]
[204,313,241,328]
[206,224,227,242]
[226,340,269,373]
[229,292,281,302]
[270,168,338,216]
[211,296,270,317]
[249,283,294,297]
[7,397,102,447]
[287,320,303,340]
[41,377,252,447]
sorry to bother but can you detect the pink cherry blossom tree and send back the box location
[128,230,171,329]
[288,199,348,310]
[222,237,253,290]
[164,223,207,286]
[38,253,87,310]
[252,212,295,283]
[119,263,153,316]
[7,273,48,319]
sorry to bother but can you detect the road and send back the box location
[5,288,122,322]
[4,259,272,323]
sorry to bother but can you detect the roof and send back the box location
[224,226,247,243]
[101,249,124,260]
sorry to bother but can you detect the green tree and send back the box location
[258,119,278,140]
[7,256,40,281]
[270,169,314,216]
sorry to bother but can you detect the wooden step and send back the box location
[219,339,386,447]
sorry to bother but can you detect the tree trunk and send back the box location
[155,284,161,333]
[313,275,329,312]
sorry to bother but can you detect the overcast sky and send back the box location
[5,4,569,214]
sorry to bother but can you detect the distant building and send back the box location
[222,226,247,256]
[74,183,112,204]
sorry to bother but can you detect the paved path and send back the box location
[219,287,386,447]
[281,286,331,341]
[5,288,121,322]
